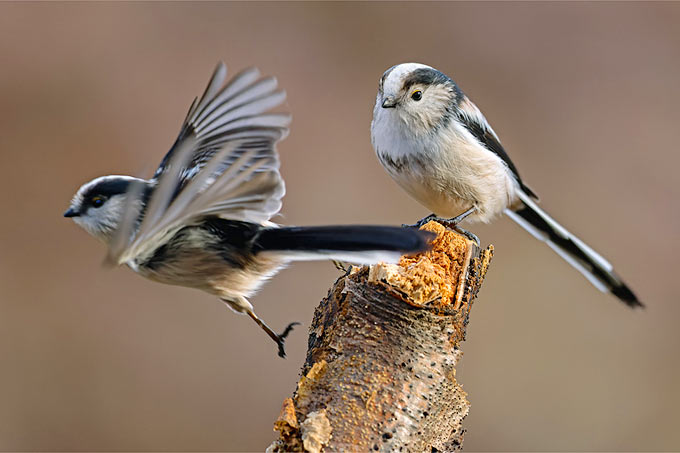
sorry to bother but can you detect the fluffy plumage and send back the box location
[371,62,641,308]
[65,62,434,357]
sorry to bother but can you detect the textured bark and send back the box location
[267,222,493,453]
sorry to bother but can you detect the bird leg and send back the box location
[223,297,300,358]
[332,260,349,272]
[404,213,438,228]
[245,309,300,358]
[406,208,480,246]
[439,207,480,245]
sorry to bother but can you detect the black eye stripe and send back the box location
[82,179,133,201]
[401,67,452,92]
[90,196,106,208]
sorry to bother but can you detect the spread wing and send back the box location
[455,96,538,199]
[105,63,290,266]
[153,62,290,191]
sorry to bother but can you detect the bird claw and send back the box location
[275,321,301,358]
[403,213,438,229]
[452,226,480,247]
[433,219,479,246]
[332,260,349,272]
[404,208,480,245]
[405,214,480,246]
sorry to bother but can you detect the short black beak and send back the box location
[63,208,79,218]
[382,97,398,109]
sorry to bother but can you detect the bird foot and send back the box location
[275,322,300,358]
[404,213,480,246]
[449,225,480,247]
[332,260,350,273]
[403,213,438,229]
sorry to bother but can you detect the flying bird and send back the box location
[65,62,433,357]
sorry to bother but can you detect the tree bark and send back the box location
[267,222,493,453]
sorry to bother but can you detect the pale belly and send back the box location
[133,245,284,301]
[373,116,521,224]
[383,152,518,224]
[393,174,474,218]
[394,170,474,219]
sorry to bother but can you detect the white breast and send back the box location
[371,109,518,223]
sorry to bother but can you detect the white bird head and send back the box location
[64,175,147,242]
[373,62,461,136]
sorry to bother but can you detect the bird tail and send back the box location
[504,190,642,308]
[254,225,434,264]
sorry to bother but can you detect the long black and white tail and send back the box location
[505,190,642,307]
[255,225,433,264]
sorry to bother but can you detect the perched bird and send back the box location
[370,62,641,307]
[64,62,433,357]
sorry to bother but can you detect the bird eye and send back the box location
[91,196,105,208]
[411,90,423,101]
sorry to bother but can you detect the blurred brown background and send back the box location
[0,2,678,451]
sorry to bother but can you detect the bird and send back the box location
[64,62,433,357]
[370,62,641,308]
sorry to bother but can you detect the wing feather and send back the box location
[185,62,228,124]
[197,92,288,137]
[107,62,289,265]
[193,67,261,125]
[455,96,538,199]
[194,78,281,134]
[152,63,289,188]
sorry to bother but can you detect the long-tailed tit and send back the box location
[371,62,641,307]
[65,62,433,357]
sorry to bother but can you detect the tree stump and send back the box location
[267,222,493,453]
